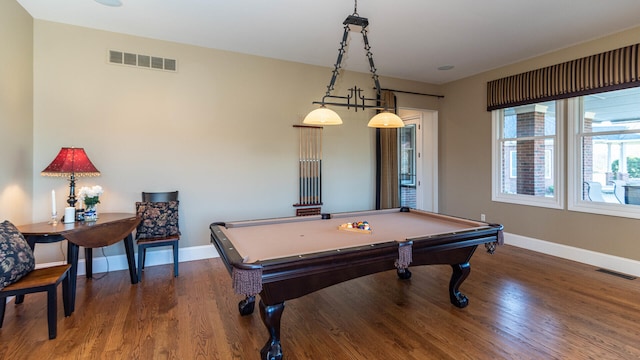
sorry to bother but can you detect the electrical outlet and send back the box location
[480,213,486,222]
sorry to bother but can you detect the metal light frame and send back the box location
[312,10,386,113]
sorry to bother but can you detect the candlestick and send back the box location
[49,190,58,225]
[51,190,56,214]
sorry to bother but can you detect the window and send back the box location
[544,149,552,179]
[400,124,416,187]
[509,151,517,178]
[488,43,640,217]
[493,87,640,218]
[492,101,564,209]
[508,149,549,179]
[568,87,640,219]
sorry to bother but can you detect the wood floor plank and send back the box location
[0,245,639,359]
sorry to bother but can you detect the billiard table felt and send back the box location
[220,209,486,263]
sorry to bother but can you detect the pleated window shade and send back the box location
[487,43,640,111]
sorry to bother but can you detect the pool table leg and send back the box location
[238,295,255,315]
[449,262,470,308]
[259,300,284,360]
[396,267,412,279]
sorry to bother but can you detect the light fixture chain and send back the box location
[309,1,393,118]
[361,26,381,95]
[326,24,352,97]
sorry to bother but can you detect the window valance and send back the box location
[487,43,640,111]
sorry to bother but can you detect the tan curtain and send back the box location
[487,43,640,111]
[379,128,399,208]
[377,90,399,209]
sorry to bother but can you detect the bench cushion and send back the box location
[0,220,36,290]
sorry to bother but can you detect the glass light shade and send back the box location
[367,111,405,128]
[303,107,343,125]
[94,0,123,6]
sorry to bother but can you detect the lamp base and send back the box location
[67,173,77,208]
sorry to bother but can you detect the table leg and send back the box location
[67,242,79,313]
[259,300,284,360]
[123,234,138,284]
[449,262,470,308]
[85,248,93,279]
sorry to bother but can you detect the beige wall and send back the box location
[28,20,439,263]
[0,1,33,224]
[440,26,640,261]
[8,6,640,265]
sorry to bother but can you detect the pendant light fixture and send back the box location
[303,1,404,128]
[303,106,343,125]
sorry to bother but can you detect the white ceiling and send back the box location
[15,0,640,84]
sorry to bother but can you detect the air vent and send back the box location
[137,55,150,68]
[164,58,177,71]
[123,52,136,65]
[108,50,177,72]
[596,268,636,280]
[151,56,163,69]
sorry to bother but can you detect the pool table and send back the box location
[210,207,503,360]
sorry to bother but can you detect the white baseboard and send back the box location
[34,234,640,279]
[7,245,218,305]
[505,232,640,278]
[36,244,220,275]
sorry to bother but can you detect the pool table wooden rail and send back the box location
[210,218,502,305]
[211,221,404,303]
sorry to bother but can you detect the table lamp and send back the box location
[41,147,100,207]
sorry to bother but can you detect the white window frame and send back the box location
[545,149,553,179]
[567,98,640,219]
[491,102,564,209]
[509,151,517,178]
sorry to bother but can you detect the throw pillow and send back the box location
[135,201,180,239]
[0,220,36,290]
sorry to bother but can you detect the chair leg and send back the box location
[0,297,6,328]
[46,285,58,339]
[173,242,179,277]
[137,245,145,282]
[142,248,147,270]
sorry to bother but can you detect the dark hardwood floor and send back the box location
[1,244,639,359]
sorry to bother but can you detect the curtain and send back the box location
[487,43,640,111]
[376,90,400,209]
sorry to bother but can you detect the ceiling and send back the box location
[15,0,640,84]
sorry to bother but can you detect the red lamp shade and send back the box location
[41,147,100,177]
